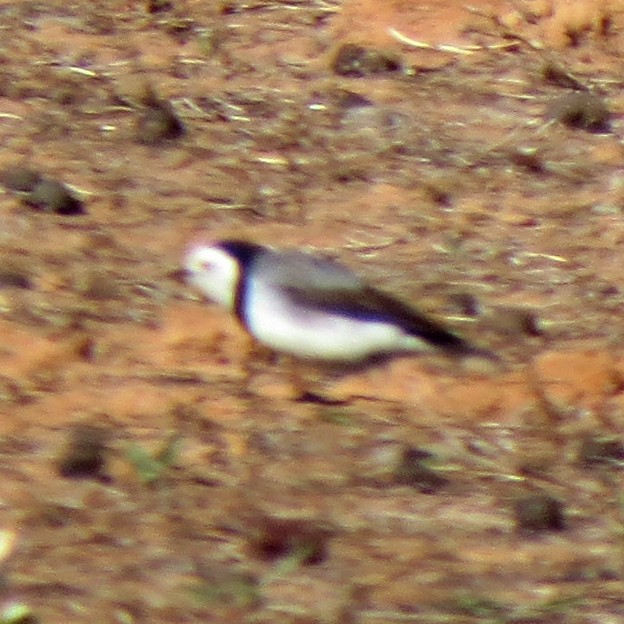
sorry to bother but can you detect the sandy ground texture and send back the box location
[1,0,624,621]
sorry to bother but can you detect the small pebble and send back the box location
[508,147,545,173]
[0,261,31,289]
[449,292,482,317]
[146,0,172,13]
[578,434,624,466]
[248,518,330,566]
[27,178,84,215]
[57,424,110,480]
[487,306,542,337]
[542,62,586,90]
[332,89,374,110]
[394,446,448,493]
[76,270,121,301]
[332,43,401,77]
[514,494,565,533]
[0,166,85,215]
[136,97,185,145]
[546,91,611,133]
[0,166,43,193]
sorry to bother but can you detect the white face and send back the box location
[184,243,240,310]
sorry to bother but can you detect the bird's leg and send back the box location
[288,359,314,401]
[240,340,275,399]
[240,344,346,405]
[287,358,347,405]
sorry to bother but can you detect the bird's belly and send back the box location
[247,302,427,362]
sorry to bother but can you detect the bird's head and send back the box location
[184,241,241,310]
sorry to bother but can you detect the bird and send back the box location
[183,239,495,367]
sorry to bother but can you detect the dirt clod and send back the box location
[331,43,402,76]
[1,166,84,215]
[0,166,43,193]
[75,270,121,301]
[578,435,624,466]
[146,0,172,13]
[27,178,84,215]
[546,91,611,132]
[487,306,542,337]
[514,494,566,533]
[57,424,110,480]
[0,259,32,289]
[508,147,545,173]
[449,292,482,317]
[542,62,587,90]
[394,447,448,493]
[247,518,331,566]
[136,98,185,145]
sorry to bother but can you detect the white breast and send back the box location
[245,279,429,362]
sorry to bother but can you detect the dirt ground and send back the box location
[2,0,624,622]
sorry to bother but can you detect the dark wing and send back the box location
[282,280,491,358]
[358,286,490,356]
[263,250,495,359]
